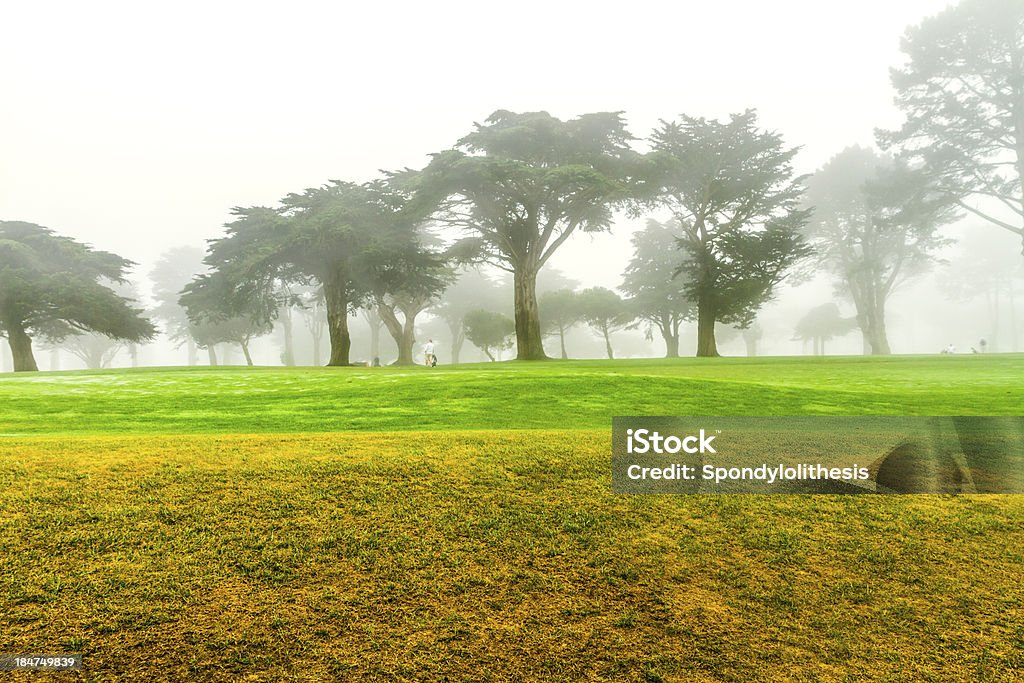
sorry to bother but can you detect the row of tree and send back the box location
[1,0,1020,371]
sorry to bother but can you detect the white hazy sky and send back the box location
[2,0,956,290]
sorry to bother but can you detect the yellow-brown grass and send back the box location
[2,431,1022,681]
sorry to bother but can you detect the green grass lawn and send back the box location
[2,354,1022,435]
[1,356,1023,681]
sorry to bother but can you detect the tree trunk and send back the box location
[866,298,892,355]
[366,308,382,361]
[8,325,38,372]
[513,266,547,360]
[208,346,218,366]
[558,326,568,359]
[483,347,496,362]
[1009,282,1019,352]
[240,341,253,366]
[281,305,295,366]
[695,297,719,357]
[378,304,415,365]
[448,321,464,365]
[856,297,891,355]
[745,336,758,357]
[324,277,352,366]
[603,326,614,360]
[661,320,680,359]
[129,343,138,368]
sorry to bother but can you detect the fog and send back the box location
[4,0,1021,369]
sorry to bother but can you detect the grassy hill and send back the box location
[1,356,1022,681]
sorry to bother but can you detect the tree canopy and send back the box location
[881,0,1024,253]
[577,287,632,360]
[0,221,155,371]
[463,309,515,361]
[792,303,859,356]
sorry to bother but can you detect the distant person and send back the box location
[423,339,435,367]
[372,356,381,367]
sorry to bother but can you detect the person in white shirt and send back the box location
[423,339,435,367]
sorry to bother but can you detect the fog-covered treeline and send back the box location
[2,0,1022,371]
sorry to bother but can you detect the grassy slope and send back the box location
[2,357,1023,681]
[2,354,1023,434]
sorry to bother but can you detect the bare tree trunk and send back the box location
[378,304,415,365]
[695,296,719,357]
[240,341,253,366]
[207,346,218,366]
[513,265,547,360]
[745,336,758,357]
[661,320,680,359]
[868,298,892,355]
[1009,282,1019,352]
[364,308,382,361]
[129,343,138,368]
[324,277,352,366]
[448,321,464,365]
[280,305,295,366]
[8,325,38,372]
[856,295,891,355]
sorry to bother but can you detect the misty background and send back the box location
[2,0,1020,369]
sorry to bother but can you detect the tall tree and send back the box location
[463,309,515,361]
[805,147,955,354]
[640,111,812,357]
[880,0,1024,253]
[539,288,581,359]
[0,221,154,371]
[423,110,634,360]
[150,246,206,365]
[578,287,632,360]
[620,219,696,358]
